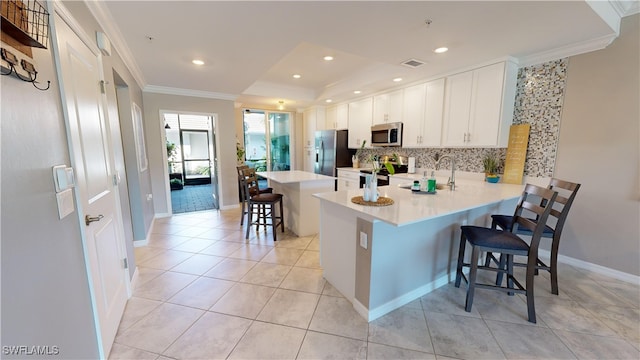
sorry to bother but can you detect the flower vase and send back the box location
[370,175,379,202]
[363,174,371,201]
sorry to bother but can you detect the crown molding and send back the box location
[84,1,146,90]
[518,34,616,67]
[610,0,640,17]
[144,85,237,101]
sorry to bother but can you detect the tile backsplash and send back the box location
[357,59,568,177]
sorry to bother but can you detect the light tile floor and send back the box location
[110,208,640,359]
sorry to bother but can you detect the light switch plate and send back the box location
[359,231,368,249]
[56,189,75,219]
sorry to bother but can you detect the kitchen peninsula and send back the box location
[313,180,524,321]
[257,170,335,237]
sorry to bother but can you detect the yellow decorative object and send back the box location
[503,124,531,184]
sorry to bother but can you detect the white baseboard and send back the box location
[155,212,172,218]
[129,267,139,296]
[355,272,454,322]
[538,249,640,285]
[220,204,240,211]
[133,239,148,247]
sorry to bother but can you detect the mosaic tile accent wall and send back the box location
[512,59,567,177]
[356,59,567,177]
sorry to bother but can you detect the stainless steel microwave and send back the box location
[371,122,403,147]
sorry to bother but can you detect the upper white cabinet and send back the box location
[373,89,404,125]
[325,103,348,130]
[348,97,373,148]
[441,61,517,147]
[303,106,326,171]
[402,78,445,147]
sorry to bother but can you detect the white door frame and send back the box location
[159,109,222,214]
[50,3,131,358]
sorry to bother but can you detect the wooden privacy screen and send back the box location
[502,124,530,184]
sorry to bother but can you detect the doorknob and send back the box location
[85,214,104,226]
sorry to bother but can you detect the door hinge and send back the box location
[122,258,128,269]
[99,80,106,94]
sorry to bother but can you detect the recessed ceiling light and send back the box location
[323,56,334,61]
[393,77,403,82]
[353,90,361,94]
[434,47,448,54]
[325,99,333,103]
[293,74,301,79]
[192,59,205,65]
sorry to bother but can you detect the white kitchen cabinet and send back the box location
[337,169,361,191]
[325,103,348,130]
[402,78,445,147]
[347,97,373,148]
[303,106,326,172]
[373,89,404,125]
[441,61,517,147]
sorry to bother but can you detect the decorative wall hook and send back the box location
[1,47,50,91]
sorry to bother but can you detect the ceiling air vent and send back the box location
[401,59,425,68]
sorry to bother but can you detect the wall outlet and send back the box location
[359,231,368,250]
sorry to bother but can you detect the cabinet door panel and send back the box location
[348,98,373,148]
[423,78,445,146]
[468,63,504,146]
[326,106,337,130]
[373,89,403,125]
[315,107,327,131]
[402,83,426,147]
[336,103,349,130]
[442,72,472,146]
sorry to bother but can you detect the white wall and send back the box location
[143,93,237,213]
[1,22,99,360]
[555,14,639,276]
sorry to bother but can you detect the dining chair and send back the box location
[486,178,581,295]
[240,169,284,241]
[455,183,558,323]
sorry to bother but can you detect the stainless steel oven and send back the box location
[359,170,390,188]
[358,164,409,188]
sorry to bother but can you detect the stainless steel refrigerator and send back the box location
[314,129,351,178]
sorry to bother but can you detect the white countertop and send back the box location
[313,179,524,227]
[257,170,336,183]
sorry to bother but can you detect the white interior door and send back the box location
[54,12,129,357]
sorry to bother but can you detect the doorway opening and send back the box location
[164,112,219,213]
[242,109,292,172]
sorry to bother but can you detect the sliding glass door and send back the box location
[243,110,291,171]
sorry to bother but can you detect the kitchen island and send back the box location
[257,170,335,237]
[313,180,524,321]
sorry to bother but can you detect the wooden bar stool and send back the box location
[455,184,558,323]
[486,178,581,295]
[236,165,272,226]
[240,169,284,241]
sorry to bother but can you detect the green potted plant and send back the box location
[236,139,246,165]
[166,140,178,172]
[483,153,501,183]
[352,140,366,168]
[170,177,183,190]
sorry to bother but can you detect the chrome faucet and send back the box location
[435,154,456,190]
